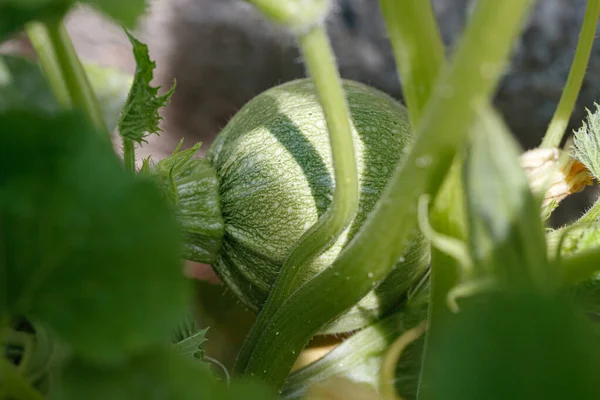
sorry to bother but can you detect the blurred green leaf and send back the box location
[424,292,600,400]
[50,346,276,400]
[463,106,550,290]
[1,109,190,363]
[0,54,60,112]
[82,0,146,28]
[0,0,70,41]
[118,31,175,144]
[0,0,144,41]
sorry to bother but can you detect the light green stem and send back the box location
[579,197,600,223]
[0,357,44,400]
[241,0,536,389]
[235,25,359,374]
[540,0,600,148]
[378,0,446,126]
[246,0,328,32]
[26,18,108,134]
[123,139,136,173]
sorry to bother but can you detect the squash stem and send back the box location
[239,0,536,389]
[540,0,600,149]
[235,24,359,375]
[378,0,446,126]
[26,18,108,135]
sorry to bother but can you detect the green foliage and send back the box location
[80,0,146,28]
[425,292,600,400]
[463,107,549,290]
[49,347,276,400]
[0,0,70,40]
[0,55,60,112]
[0,109,190,363]
[0,0,145,41]
[118,31,175,145]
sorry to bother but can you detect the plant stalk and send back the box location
[540,0,600,148]
[240,0,536,389]
[235,24,359,374]
[26,18,108,134]
[378,0,446,126]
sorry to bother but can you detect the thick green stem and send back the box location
[0,357,44,400]
[540,0,600,148]
[240,0,535,389]
[378,0,445,126]
[26,18,108,134]
[235,25,359,374]
[123,139,136,173]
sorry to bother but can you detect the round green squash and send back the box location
[204,78,430,334]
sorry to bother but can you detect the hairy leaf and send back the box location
[118,31,175,144]
[573,103,600,181]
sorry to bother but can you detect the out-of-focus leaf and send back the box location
[81,0,146,28]
[0,0,71,41]
[0,54,60,112]
[0,0,144,40]
[1,109,190,363]
[424,292,600,400]
[463,106,550,290]
[50,346,277,400]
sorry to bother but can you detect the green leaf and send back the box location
[118,31,175,144]
[1,109,190,363]
[0,0,71,41]
[0,0,145,39]
[424,292,600,400]
[81,0,146,28]
[572,103,600,180]
[50,347,276,400]
[463,106,550,291]
[0,54,61,112]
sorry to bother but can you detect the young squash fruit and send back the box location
[152,78,430,334]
